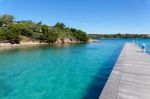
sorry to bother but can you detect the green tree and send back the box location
[31,33,43,40]
[72,30,89,42]
[0,28,7,41]
[5,28,20,44]
[8,23,33,37]
[54,22,65,30]
[41,24,49,33]
[0,14,14,27]
[47,33,58,43]
[35,21,42,33]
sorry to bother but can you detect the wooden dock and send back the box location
[99,43,150,99]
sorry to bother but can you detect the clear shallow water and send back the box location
[0,39,149,99]
[133,39,150,54]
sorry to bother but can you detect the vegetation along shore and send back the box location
[0,14,90,47]
[89,34,150,39]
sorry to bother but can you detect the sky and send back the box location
[0,0,150,34]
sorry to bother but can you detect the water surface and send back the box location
[1,39,148,99]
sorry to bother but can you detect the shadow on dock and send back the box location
[82,46,123,99]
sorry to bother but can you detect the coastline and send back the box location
[0,41,48,47]
[0,39,99,49]
[88,39,99,43]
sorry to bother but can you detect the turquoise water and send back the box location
[0,39,149,99]
[133,39,150,54]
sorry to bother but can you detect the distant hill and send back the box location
[88,34,150,39]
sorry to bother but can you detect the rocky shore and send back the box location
[0,41,48,47]
[88,39,99,43]
[0,38,99,47]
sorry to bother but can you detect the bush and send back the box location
[73,30,89,42]
[5,29,20,44]
[41,25,49,33]
[0,28,6,41]
[47,33,58,43]
[31,33,43,40]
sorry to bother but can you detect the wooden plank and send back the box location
[99,43,150,99]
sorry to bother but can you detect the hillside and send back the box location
[0,14,89,44]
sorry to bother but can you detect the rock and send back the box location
[88,39,99,43]
[55,38,77,44]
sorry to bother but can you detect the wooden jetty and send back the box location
[99,43,150,99]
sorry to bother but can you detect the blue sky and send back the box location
[0,0,150,34]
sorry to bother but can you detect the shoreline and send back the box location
[0,41,48,47]
[0,39,99,49]
[88,39,99,43]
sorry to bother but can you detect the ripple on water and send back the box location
[0,79,13,98]
[0,39,127,99]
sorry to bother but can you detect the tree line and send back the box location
[0,14,89,44]
[88,34,150,39]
